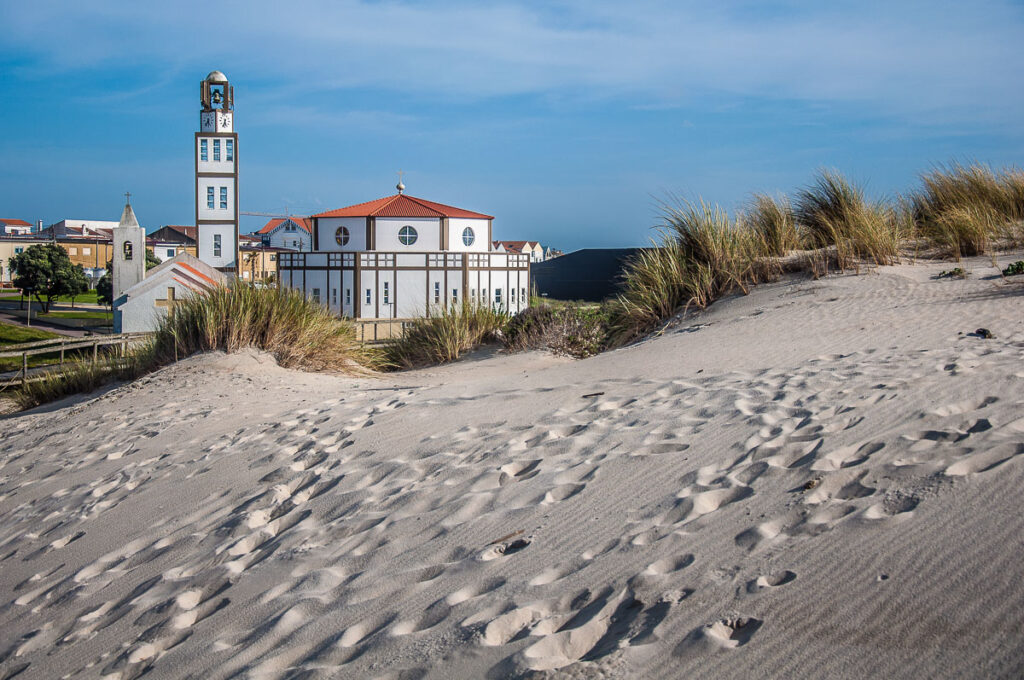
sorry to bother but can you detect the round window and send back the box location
[399,225,418,246]
[462,227,475,246]
[335,226,350,246]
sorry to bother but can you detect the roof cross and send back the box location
[124,191,132,205]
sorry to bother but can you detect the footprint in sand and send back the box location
[744,570,797,594]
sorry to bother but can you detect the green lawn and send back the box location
[0,322,60,346]
[39,310,111,320]
[0,290,101,305]
[0,321,101,371]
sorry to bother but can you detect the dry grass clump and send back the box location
[146,283,376,372]
[746,193,801,256]
[503,303,611,358]
[794,170,903,267]
[14,358,142,410]
[383,303,508,369]
[16,284,377,409]
[610,199,780,343]
[911,163,1024,258]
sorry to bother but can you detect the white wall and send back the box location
[375,217,439,251]
[197,177,236,221]
[446,218,490,252]
[265,222,311,251]
[197,224,236,269]
[196,136,236,175]
[317,217,366,251]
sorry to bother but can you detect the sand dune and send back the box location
[1,255,1023,679]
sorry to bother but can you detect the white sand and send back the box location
[1,255,1023,679]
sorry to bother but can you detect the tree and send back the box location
[96,248,162,307]
[10,243,90,313]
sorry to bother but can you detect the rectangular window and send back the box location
[167,249,175,257]
[207,186,214,209]
[365,288,372,305]
[213,139,221,161]
[383,281,390,304]
[452,288,458,302]
[312,288,321,304]
[69,247,77,255]
[15,247,23,254]
[226,139,233,162]
[470,289,476,301]
[495,288,502,304]
[220,187,228,209]
[332,288,337,305]
[510,287,516,304]
[83,247,91,255]
[345,288,351,305]
[482,288,487,301]
[433,281,440,304]
[200,139,208,161]
[521,288,526,304]
[213,234,222,257]
[269,254,276,261]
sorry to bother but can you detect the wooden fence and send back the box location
[354,319,415,344]
[0,333,149,388]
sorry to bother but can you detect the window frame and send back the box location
[335,226,350,246]
[462,226,475,246]
[200,139,208,161]
[213,233,222,257]
[226,139,233,162]
[398,225,418,246]
[207,186,215,209]
[213,139,221,161]
[220,186,228,209]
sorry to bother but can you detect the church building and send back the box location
[278,182,531,319]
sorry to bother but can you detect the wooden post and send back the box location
[59,340,65,366]
[22,352,28,388]
[93,340,98,363]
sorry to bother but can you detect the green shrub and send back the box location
[1003,261,1024,276]
[504,303,611,358]
[383,303,508,369]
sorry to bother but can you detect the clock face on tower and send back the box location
[218,113,233,132]
[201,112,215,131]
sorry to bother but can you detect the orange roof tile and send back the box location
[0,219,31,227]
[312,194,492,220]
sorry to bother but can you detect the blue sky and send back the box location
[1,0,1022,250]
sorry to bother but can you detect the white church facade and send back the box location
[278,189,531,319]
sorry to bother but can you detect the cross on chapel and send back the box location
[154,287,177,311]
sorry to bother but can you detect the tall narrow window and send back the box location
[226,139,233,162]
[452,288,458,303]
[332,288,337,305]
[123,241,133,260]
[382,281,390,304]
[345,288,351,305]
[433,281,440,303]
[365,288,372,305]
[521,288,526,304]
[482,288,487,302]
[495,288,502,305]
[471,289,476,301]
[213,234,222,257]
[200,139,208,161]
[510,287,516,304]
[220,187,228,209]
[207,186,214,209]
[213,139,221,161]
[312,288,321,304]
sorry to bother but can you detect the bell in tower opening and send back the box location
[195,70,239,275]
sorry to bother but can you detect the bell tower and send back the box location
[195,70,238,275]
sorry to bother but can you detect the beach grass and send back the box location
[504,302,611,358]
[382,303,508,369]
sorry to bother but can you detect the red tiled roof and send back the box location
[0,219,31,226]
[257,217,312,235]
[312,194,493,220]
[493,240,539,253]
